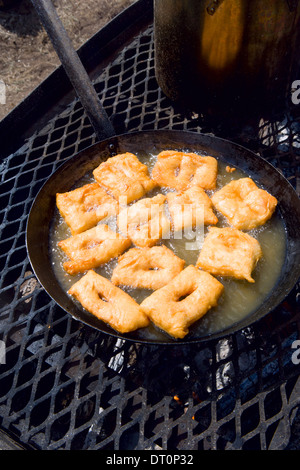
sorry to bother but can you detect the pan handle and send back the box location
[31,0,115,142]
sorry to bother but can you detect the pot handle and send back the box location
[31,0,116,141]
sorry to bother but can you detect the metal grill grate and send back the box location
[0,20,300,450]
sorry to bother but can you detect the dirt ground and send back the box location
[0,0,136,120]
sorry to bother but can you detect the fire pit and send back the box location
[0,0,299,450]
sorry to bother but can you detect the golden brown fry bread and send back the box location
[56,183,119,235]
[151,150,218,191]
[58,224,131,275]
[166,186,218,232]
[111,245,185,290]
[211,177,278,230]
[68,270,149,333]
[196,226,263,283]
[117,194,170,247]
[93,152,157,204]
[140,265,224,339]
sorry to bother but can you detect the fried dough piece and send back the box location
[151,150,218,191]
[211,178,278,230]
[196,226,263,283]
[166,186,218,232]
[140,265,224,339]
[58,224,131,275]
[93,152,157,204]
[111,245,185,290]
[56,183,119,235]
[68,270,149,333]
[117,194,170,247]
[226,166,236,173]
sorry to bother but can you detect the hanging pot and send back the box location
[154,0,300,117]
